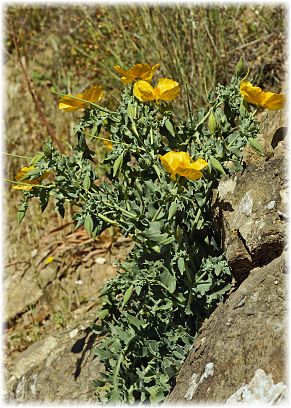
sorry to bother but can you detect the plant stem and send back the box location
[2,152,32,160]
[193,180,215,229]
[4,178,51,189]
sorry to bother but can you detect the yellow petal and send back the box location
[114,63,160,84]
[44,256,54,264]
[58,95,85,111]
[240,81,286,110]
[140,63,160,81]
[82,85,103,103]
[156,78,180,101]
[116,64,150,84]
[13,166,50,190]
[177,167,203,180]
[59,86,103,111]
[129,64,152,79]
[260,91,285,110]
[113,65,127,76]
[190,158,208,171]
[160,151,191,179]
[133,80,156,102]
[240,81,263,105]
[160,151,190,170]
[160,152,178,179]
[104,139,113,150]
[15,166,35,181]
[160,151,207,181]
[12,184,33,191]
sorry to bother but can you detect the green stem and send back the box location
[2,152,32,160]
[152,206,163,222]
[81,130,147,152]
[104,201,137,219]
[193,180,215,229]
[97,213,119,226]
[4,178,51,189]
[195,270,208,284]
[113,352,124,392]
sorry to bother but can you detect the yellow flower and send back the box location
[12,166,50,191]
[103,138,113,150]
[133,78,180,103]
[160,151,207,181]
[240,81,285,110]
[113,63,160,84]
[58,85,103,112]
[44,256,54,264]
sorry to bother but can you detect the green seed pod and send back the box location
[165,119,175,137]
[235,56,245,77]
[248,137,265,156]
[209,156,226,175]
[208,111,217,135]
[84,214,94,236]
[113,153,124,177]
[83,173,91,191]
[127,103,136,122]
[42,140,52,158]
[29,152,45,166]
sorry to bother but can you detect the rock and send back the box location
[242,108,287,165]
[166,252,287,404]
[167,109,287,404]
[4,227,133,322]
[4,266,43,321]
[4,303,103,402]
[13,336,59,379]
[213,121,287,284]
[226,368,288,404]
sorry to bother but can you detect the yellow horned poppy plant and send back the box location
[160,151,207,181]
[59,85,103,112]
[240,81,285,110]
[113,63,160,84]
[12,166,50,191]
[133,78,180,103]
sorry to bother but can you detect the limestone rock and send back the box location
[226,368,288,404]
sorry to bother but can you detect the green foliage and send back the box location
[16,65,261,404]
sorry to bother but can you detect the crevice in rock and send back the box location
[271,127,287,149]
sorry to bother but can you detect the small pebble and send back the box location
[266,200,276,210]
[31,249,38,257]
[75,280,83,285]
[96,257,106,265]
[69,328,79,338]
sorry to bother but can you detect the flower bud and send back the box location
[42,140,53,158]
[209,156,226,175]
[235,56,245,77]
[208,111,217,135]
